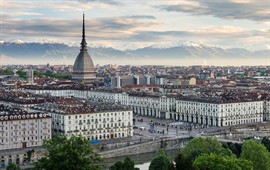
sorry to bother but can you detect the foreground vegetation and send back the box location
[14,69,71,80]
[34,70,71,79]
[33,134,102,170]
[110,137,270,170]
[30,135,270,170]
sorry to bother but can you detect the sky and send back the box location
[1,0,269,51]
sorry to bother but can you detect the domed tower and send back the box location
[72,14,96,81]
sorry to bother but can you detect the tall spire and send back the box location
[80,13,87,51]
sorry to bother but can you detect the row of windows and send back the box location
[69,122,131,130]
[67,112,131,120]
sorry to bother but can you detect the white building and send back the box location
[32,98,133,140]
[27,68,34,85]
[264,100,270,121]
[24,86,270,127]
[0,105,51,151]
[175,98,264,126]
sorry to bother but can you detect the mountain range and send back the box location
[0,41,268,65]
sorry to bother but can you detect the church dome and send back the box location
[73,51,94,73]
[72,14,96,81]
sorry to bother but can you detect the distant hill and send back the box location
[0,41,267,64]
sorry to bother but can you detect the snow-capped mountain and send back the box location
[0,41,267,63]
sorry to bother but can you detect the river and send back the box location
[103,149,180,170]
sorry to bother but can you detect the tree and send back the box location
[222,142,242,158]
[193,153,253,170]
[0,69,13,75]
[149,149,174,170]
[109,157,139,170]
[16,70,27,79]
[174,152,194,170]
[6,163,21,170]
[34,71,44,78]
[34,134,102,170]
[182,137,229,160]
[51,73,71,79]
[26,149,34,163]
[240,140,270,170]
[261,137,270,152]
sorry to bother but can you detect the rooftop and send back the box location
[0,104,50,121]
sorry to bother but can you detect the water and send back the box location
[135,162,151,170]
[103,149,180,170]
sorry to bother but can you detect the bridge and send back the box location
[99,135,241,158]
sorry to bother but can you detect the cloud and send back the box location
[127,26,268,50]
[130,26,262,41]
[2,15,159,41]
[124,15,156,19]
[2,0,268,51]
[0,55,15,64]
[75,0,121,5]
[158,0,269,22]
[2,0,119,15]
[2,0,43,16]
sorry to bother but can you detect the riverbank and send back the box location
[99,136,192,158]
[102,149,180,170]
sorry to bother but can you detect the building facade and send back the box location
[0,105,51,151]
[32,102,133,140]
[25,87,270,127]
[175,99,263,126]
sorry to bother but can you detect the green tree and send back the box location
[223,142,242,157]
[0,69,13,75]
[261,137,270,152]
[34,71,44,78]
[110,161,123,170]
[34,134,102,170]
[26,149,34,163]
[182,137,229,160]
[51,73,71,79]
[193,153,253,170]
[175,152,194,170]
[149,149,174,170]
[16,70,27,79]
[6,163,21,170]
[240,140,270,170]
[109,157,139,170]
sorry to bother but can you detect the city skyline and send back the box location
[1,0,270,65]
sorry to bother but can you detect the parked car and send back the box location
[139,126,146,130]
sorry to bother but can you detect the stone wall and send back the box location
[99,137,192,158]
[0,147,45,169]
